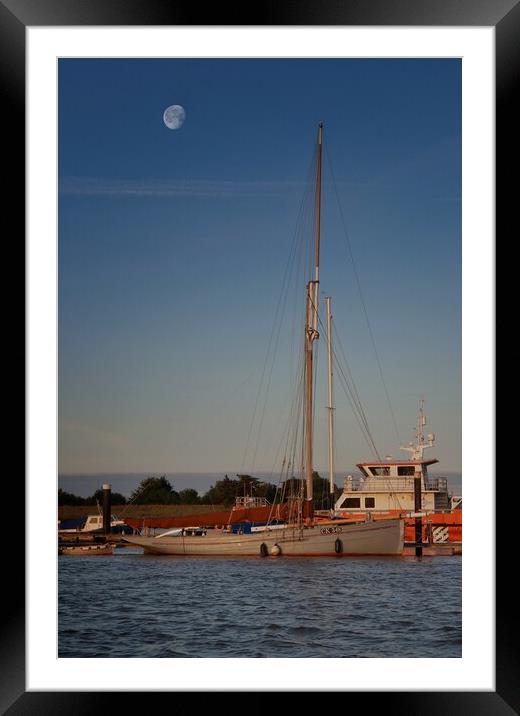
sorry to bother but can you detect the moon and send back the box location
[163,105,186,130]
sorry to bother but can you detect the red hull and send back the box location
[125,503,291,531]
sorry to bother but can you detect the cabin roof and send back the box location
[356,459,439,468]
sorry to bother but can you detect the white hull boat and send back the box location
[124,519,403,556]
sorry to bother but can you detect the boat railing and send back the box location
[343,477,416,492]
[342,477,364,491]
[342,476,449,492]
[424,477,448,492]
[233,496,269,508]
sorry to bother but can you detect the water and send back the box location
[58,551,461,658]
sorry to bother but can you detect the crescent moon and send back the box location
[163,105,186,130]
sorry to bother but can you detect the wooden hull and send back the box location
[124,519,404,556]
[59,544,115,556]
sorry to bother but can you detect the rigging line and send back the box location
[286,358,306,490]
[239,179,308,474]
[241,147,317,474]
[295,327,309,479]
[285,354,306,464]
[324,142,402,445]
[286,219,313,419]
[254,218,316,474]
[283,213,311,460]
[285,224,314,471]
[330,335,383,462]
[312,329,320,476]
[279,328,305,462]
[332,348,382,462]
[267,454,295,526]
[239,233,297,474]
[249,310,285,473]
[116,477,162,516]
[250,185,312,474]
[331,320,377,445]
[288,196,314,424]
[250,224,307,473]
[310,294,382,462]
[267,360,305,489]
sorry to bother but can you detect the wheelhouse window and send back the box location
[369,466,390,476]
[365,497,375,508]
[398,466,415,476]
[344,498,361,508]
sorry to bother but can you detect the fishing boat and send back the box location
[330,401,462,547]
[124,123,404,557]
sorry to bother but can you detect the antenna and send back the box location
[400,399,436,461]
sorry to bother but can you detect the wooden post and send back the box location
[102,483,111,538]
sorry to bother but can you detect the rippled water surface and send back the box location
[59,549,461,658]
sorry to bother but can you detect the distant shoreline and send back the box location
[59,471,463,498]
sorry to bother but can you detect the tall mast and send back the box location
[325,296,335,501]
[304,122,323,519]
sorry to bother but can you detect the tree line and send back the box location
[58,473,339,508]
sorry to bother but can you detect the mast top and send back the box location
[400,400,436,461]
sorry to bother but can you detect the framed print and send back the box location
[9,0,513,711]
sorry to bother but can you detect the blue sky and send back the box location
[58,59,461,480]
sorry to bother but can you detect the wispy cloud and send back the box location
[59,176,307,198]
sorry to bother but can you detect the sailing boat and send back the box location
[124,124,404,557]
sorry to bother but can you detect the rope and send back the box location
[309,292,382,463]
[324,141,402,446]
[240,145,316,475]
[318,310,405,510]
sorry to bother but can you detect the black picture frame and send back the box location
[9,0,511,711]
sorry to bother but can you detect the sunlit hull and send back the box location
[124,519,404,556]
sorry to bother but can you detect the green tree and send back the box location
[202,474,278,506]
[130,476,180,504]
[90,489,127,506]
[178,488,200,505]
[312,471,340,508]
[247,478,277,503]
[202,474,237,506]
[58,488,86,506]
[58,487,128,506]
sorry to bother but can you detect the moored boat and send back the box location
[58,512,132,535]
[327,402,462,547]
[124,123,405,558]
[124,517,403,556]
[59,543,115,556]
